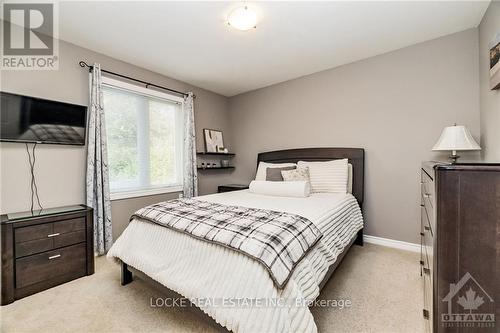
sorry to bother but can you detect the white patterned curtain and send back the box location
[86,63,113,255]
[183,92,198,198]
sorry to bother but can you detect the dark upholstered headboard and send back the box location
[257,148,365,205]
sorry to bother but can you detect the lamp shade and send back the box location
[432,125,481,151]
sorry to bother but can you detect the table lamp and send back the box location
[432,124,481,163]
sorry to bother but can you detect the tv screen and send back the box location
[0,92,87,145]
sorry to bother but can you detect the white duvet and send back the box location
[107,190,363,333]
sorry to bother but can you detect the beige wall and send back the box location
[0,38,235,239]
[479,1,500,160]
[228,29,480,244]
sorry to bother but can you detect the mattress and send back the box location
[107,190,363,333]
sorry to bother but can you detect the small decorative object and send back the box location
[490,32,500,90]
[221,160,230,168]
[203,129,225,153]
[432,124,481,163]
[223,148,229,154]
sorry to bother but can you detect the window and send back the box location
[102,77,184,200]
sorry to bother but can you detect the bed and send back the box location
[107,147,365,333]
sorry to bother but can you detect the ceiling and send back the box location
[59,1,490,97]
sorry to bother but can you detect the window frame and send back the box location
[102,76,185,201]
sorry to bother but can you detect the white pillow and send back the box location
[255,162,296,181]
[249,180,311,197]
[297,159,348,193]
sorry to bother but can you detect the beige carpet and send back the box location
[1,244,424,333]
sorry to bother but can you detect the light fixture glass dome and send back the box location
[228,6,257,31]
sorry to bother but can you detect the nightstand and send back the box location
[218,184,249,193]
[1,205,94,305]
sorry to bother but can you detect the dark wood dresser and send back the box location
[1,205,94,305]
[421,162,500,332]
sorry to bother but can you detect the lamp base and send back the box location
[449,152,460,164]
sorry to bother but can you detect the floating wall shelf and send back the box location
[197,166,235,170]
[196,152,235,157]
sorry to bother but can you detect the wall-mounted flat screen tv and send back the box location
[0,92,87,145]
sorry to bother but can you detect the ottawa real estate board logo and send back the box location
[1,2,59,70]
[441,272,495,329]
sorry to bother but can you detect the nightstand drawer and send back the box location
[14,218,87,258]
[53,217,86,234]
[15,238,53,258]
[53,230,86,248]
[15,223,53,243]
[15,243,87,289]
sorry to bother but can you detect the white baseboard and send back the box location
[364,235,420,253]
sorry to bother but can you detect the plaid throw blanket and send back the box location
[132,198,323,288]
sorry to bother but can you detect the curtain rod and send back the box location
[78,61,192,98]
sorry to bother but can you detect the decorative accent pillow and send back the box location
[266,166,296,181]
[297,159,348,193]
[255,162,296,181]
[281,167,310,182]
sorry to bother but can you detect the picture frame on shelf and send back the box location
[203,129,225,153]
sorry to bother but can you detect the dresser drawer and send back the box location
[421,200,435,238]
[421,187,434,212]
[15,243,87,289]
[14,218,87,258]
[421,206,434,237]
[421,171,435,203]
[423,268,432,332]
[422,227,433,275]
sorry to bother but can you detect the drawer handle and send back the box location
[47,233,60,238]
[48,254,61,260]
[423,267,430,275]
[424,226,431,231]
[423,309,429,319]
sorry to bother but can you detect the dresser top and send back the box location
[423,161,500,176]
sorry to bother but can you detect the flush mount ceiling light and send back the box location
[227,6,257,31]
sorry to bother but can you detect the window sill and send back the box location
[110,186,183,201]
